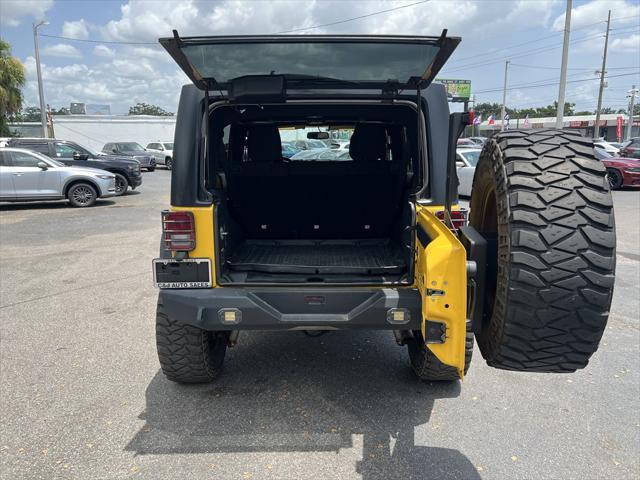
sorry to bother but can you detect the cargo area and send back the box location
[210,103,421,284]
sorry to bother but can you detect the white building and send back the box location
[9,115,177,152]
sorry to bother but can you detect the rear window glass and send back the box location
[181,42,439,85]
[280,128,352,161]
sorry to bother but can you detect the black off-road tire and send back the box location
[407,328,474,381]
[156,301,229,383]
[165,157,173,170]
[606,168,623,190]
[114,174,128,196]
[470,129,615,372]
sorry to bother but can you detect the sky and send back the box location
[0,0,638,115]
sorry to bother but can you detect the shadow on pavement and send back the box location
[127,331,480,480]
[0,199,116,210]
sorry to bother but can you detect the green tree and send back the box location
[128,102,173,116]
[19,106,42,122]
[0,40,26,136]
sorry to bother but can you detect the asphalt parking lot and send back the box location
[1,169,638,480]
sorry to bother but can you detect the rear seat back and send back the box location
[226,124,404,239]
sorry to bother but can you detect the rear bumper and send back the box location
[129,175,142,188]
[158,287,422,331]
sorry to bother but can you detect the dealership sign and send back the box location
[436,79,471,102]
[616,116,623,141]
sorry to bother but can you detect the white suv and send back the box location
[0,148,116,207]
[145,142,174,170]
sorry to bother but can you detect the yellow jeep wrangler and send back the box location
[153,33,615,383]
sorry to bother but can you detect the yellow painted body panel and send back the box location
[171,205,217,286]
[415,205,467,379]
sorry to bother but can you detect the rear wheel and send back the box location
[470,129,615,372]
[156,301,228,383]
[407,328,473,381]
[114,174,128,196]
[606,168,623,189]
[67,182,97,207]
[165,157,172,170]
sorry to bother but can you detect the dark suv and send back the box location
[7,138,142,195]
[102,142,156,171]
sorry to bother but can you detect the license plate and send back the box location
[153,258,212,288]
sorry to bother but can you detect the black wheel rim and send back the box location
[607,170,621,188]
[115,177,126,194]
[72,186,94,206]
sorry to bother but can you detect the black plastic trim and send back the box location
[158,287,422,331]
[458,225,487,336]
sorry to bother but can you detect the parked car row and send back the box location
[0,137,173,208]
[0,148,118,207]
[456,139,640,197]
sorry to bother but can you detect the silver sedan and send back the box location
[0,148,116,207]
[456,148,482,197]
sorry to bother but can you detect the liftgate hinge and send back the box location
[426,288,446,296]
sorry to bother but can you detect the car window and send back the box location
[460,150,480,166]
[117,142,145,152]
[55,143,82,158]
[162,143,173,150]
[17,142,49,155]
[0,151,10,166]
[103,143,113,152]
[148,143,159,149]
[10,151,42,167]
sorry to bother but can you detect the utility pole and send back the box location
[32,20,49,138]
[500,60,510,132]
[556,0,572,129]
[626,85,638,141]
[594,10,611,140]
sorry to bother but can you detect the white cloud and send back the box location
[41,43,83,59]
[611,33,640,52]
[0,0,53,27]
[62,19,90,39]
[93,45,116,58]
[552,0,640,30]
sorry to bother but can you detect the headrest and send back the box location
[349,125,388,162]
[247,125,282,163]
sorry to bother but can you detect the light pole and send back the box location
[627,85,638,142]
[32,20,49,138]
[500,60,510,132]
[555,0,572,129]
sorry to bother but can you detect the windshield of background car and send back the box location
[162,143,174,150]
[117,143,145,152]
[460,150,480,166]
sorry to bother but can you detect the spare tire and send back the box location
[470,129,615,372]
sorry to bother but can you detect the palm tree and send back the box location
[0,40,26,136]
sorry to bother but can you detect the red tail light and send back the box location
[435,208,468,232]
[162,210,195,251]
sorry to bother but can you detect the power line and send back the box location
[444,28,639,73]
[273,0,432,34]
[446,18,609,66]
[510,63,639,71]
[40,33,157,45]
[473,71,639,94]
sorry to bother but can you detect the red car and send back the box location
[602,157,640,189]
